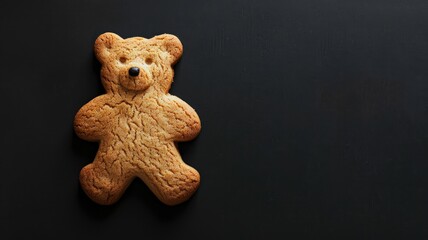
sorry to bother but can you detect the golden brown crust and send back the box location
[75,32,201,205]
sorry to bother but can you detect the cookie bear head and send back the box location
[94,32,183,94]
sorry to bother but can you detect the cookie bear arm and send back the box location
[74,94,114,142]
[161,95,201,142]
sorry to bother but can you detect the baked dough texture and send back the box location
[74,32,201,206]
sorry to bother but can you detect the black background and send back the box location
[1,0,428,239]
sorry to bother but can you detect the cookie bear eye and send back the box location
[119,57,127,63]
[145,57,153,65]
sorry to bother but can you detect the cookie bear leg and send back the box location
[163,165,200,206]
[140,159,200,206]
[80,162,133,205]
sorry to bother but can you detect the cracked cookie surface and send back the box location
[74,32,201,206]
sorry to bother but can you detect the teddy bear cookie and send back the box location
[74,32,201,206]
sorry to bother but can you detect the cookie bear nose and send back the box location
[128,67,140,77]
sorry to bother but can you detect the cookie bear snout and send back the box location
[119,65,152,91]
[128,67,140,77]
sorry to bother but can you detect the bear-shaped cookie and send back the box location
[74,32,201,206]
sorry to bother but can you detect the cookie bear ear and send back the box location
[94,32,122,62]
[153,34,183,65]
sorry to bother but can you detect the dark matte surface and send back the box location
[1,0,428,239]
